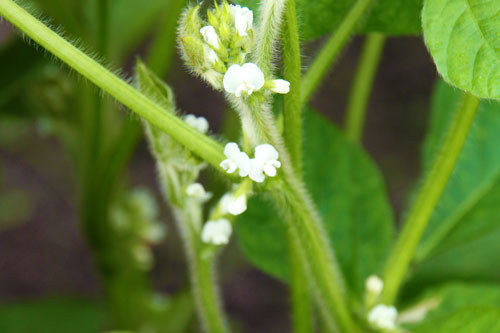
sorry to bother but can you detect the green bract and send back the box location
[423,0,500,99]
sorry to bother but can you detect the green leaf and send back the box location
[236,0,423,40]
[401,283,500,328]
[235,109,394,295]
[0,299,106,333]
[409,80,500,285]
[422,0,500,99]
[413,307,500,333]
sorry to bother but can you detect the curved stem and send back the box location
[345,33,385,142]
[301,0,372,106]
[381,93,480,304]
[0,0,226,170]
[282,0,303,174]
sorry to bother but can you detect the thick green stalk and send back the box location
[288,227,314,333]
[282,0,303,173]
[0,0,226,170]
[381,93,480,304]
[301,0,372,106]
[345,33,385,142]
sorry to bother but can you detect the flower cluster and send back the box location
[188,181,249,246]
[178,1,289,96]
[220,142,281,183]
[368,304,398,330]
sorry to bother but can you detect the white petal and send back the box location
[366,275,384,295]
[230,5,253,36]
[185,114,209,133]
[203,44,218,65]
[368,305,398,330]
[235,152,251,177]
[248,158,265,183]
[263,164,277,177]
[224,142,241,159]
[186,183,212,201]
[241,63,265,91]
[220,159,237,173]
[254,144,279,161]
[223,64,243,95]
[200,25,220,49]
[201,219,232,245]
[228,195,247,215]
[271,79,290,94]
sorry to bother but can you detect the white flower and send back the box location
[203,44,218,65]
[186,183,212,202]
[201,219,232,245]
[200,25,220,49]
[229,5,253,36]
[248,144,281,183]
[270,79,290,94]
[220,193,247,216]
[368,304,398,330]
[366,275,384,296]
[220,142,251,177]
[143,223,166,244]
[184,114,209,133]
[223,63,265,97]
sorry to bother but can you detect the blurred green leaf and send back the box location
[236,109,394,295]
[422,0,500,99]
[412,307,500,333]
[400,283,500,329]
[408,80,500,286]
[0,299,106,333]
[236,0,422,40]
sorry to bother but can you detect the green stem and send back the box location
[0,0,226,170]
[301,0,372,106]
[282,0,303,174]
[174,209,228,333]
[381,93,480,304]
[146,0,187,78]
[253,0,286,75]
[288,227,314,333]
[345,33,385,142]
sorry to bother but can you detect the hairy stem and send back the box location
[301,0,372,106]
[381,93,480,304]
[288,227,314,333]
[253,0,286,75]
[0,0,226,170]
[281,0,303,174]
[345,33,385,142]
[174,209,229,333]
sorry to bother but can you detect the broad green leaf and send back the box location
[236,0,423,40]
[408,80,500,285]
[235,109,394,295]
[413,307,500,333]
[401,283,500,328]
[0,299,106,333]
[422,0,500,99]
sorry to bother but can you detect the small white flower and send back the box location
[223,63,265,97]
[203,44,218,65]
[368,304,398,330]
[366,275,384,296]
[186,183,213,202]
[229,4,253,36]
[220,193,247,216]
[220,142,251,177]
[143,223,166,244]
[184,114,209,133]
[270,79,290,94]
[200,25,220,49]
[248,144,281,183]
[201,218,232,245]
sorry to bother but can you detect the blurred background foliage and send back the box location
[7,0,498,331]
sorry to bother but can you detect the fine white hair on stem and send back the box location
[252,0,287,76]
